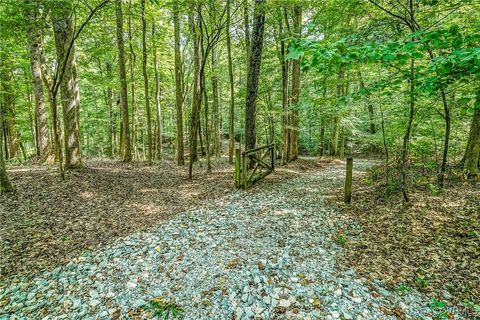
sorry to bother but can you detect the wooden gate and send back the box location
[235,144,275,189]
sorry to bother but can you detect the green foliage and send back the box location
[395,283,412,296]
[428,298,448,320]
[335,233,348,247]
[143,298,185,320]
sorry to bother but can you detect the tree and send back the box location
[52,3,82,169]
[245,0,266,155]
[463,103,480,178]
[0,102,13,193]
[226,0,235,163]
[173,0,185,166]
[152,22,162,160]
[27,5,50,162]
[115,0,132,162]
[140,0,153,165]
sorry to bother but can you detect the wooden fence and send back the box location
[235,144,275,189]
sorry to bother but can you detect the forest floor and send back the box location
[329,165,480,319]
[1,157,471,319]
[0,157,327,281]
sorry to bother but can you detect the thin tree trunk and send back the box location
[0,102,13,193]
[173,0,185,165]
[358,70,376,134]
[400,59,416,202]
[152,23,162,160]
[226,0,235,163]
[128,0,136,159]
[188,9,202,179]
[438,90,450,186]
[115,0,132,162]
[203,84,212,172]
[141,0,152,165]
[211,46,220,157]
[0,70,20,159]
[331,116,339,156]
[278,15,289,164]
[319,120,325,157]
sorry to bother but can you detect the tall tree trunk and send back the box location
[244,0,251,66]
[0,102,13,193]
[152,23,162,160]
[128,0,137,159]
[104,62,115,158]
[226,0,235,163]
[463,97,480,179]
[173,0,185,165]
[0,69,20,159]
[141,0,153,165]
[400,59,416,202]
[245,0,266,158]
[438,90,450,186]
[115,0,132,162]
[52,6,82,169]
[188,9,202,179]
[38,33,64,176]
[211,46,220,157]
[358,70,376,134]
[331,116,339,156]
[28,16,50,162]
[278,15,289,164]
[319,119,325,157]
[203,83,212,173]
[289,5,301,161]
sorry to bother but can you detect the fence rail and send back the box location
[235,144,275,189]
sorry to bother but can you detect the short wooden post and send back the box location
[242,152,248,189]
[344,157,353,204]
[235,149,241,187]
[271,144,275,170]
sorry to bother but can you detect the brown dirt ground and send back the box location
[0,157,334,283]
[328,165,480,314]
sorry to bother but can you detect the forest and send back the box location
[0,0,479,319]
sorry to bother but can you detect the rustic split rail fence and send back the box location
[235,144,275,189]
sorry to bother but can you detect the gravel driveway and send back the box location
[0,160,463,319]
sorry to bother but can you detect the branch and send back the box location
[52,0,111,97]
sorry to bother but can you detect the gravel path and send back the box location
[0,160,463,319]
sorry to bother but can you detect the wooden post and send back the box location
[271,144,275,170]
[344,157,353,204]
[242,152,248,189]
[235,148,241,187]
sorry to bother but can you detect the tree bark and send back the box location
[400,59,416,202]
[226,0,235,163]
[0,102,13,193]
[0,69,20,159]
[115,0,132,162]
[438,90,450,186]
[141,0,153,165]
[174,0,185,166]
[152,23,162,160]
[211,46,221,157]
[289,5,301,161]
[463,98,480,178]
[127,0,137,159]
[188,9,202,179]
[28,15,50,162]
[52,6,82,169]
[245,0,266,157]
